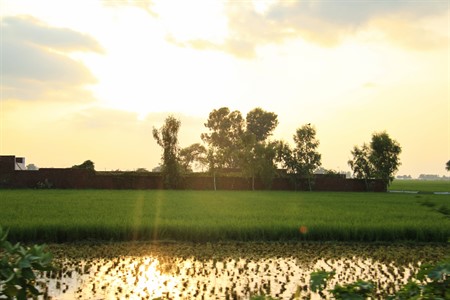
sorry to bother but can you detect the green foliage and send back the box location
[330,280,375,300]
[0,226,53,299]
[1,190,449,243]
[179,143,207,173]
[348,143,374,190]
[201,107,244,169]
[72,159,95,170]
[310,270,335,293]
[246,107,278,142]
[152,115,182,189]
[280,124,322,191]
[348,132,401,187]
[310,259,449,300]
[389,179,450,193]
[370,132,402,186]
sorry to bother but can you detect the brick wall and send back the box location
[0,167,386,192]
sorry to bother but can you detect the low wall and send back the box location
[0,168,386,192]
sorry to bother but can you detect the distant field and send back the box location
[0,190,449,243]
[390,179,450,192]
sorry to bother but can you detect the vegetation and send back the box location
[308,258,449,300]
[0,190,448,243]
[71,159,95,170]
[279,124,322,191]
[389,179,450,193]
[446,160,450,171]
[152,115,182,189]
[0,226,53,299]
[149,107,401,190]
[348,132,401,187]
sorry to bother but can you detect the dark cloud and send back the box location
[169,0,448,58]
[2,16,103,102]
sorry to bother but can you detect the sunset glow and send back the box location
[1,0,449,177]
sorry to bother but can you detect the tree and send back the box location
[201,107,244,170]
[26,164,38,170]
[72,160,95,170]
[246,107,278,142]
[179,143,207,173]
[370,131,401,186]
[292,124,322,191]
[348,143,374,190]
[278,124,322,191]
[348,131,401,188]
[152,115,181,189]
[446,160,450,171]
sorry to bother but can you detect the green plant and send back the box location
[331,280,375,300]
[311,259,449,300]
[0,226,53,299]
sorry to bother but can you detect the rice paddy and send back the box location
[39,242,449,299]
[389,179,450,193]
[1,190,449,243]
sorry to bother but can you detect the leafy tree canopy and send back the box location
[152,115,181,188]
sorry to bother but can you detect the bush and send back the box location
[0,226,53,299]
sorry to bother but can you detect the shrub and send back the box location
[0,226,53,299]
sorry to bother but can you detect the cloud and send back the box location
[101,0,157,17]
[2,16,103,102]
[168,0,448,58]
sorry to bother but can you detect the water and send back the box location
[38,242,448,299]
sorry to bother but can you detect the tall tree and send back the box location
[201,107,244,170]
[293,124,322,191]
[246,107,278,142]
[348,131,401,188]
[348,143,374,190]
[279,124,322,191]
[152,115,181,189]
[370,131,402,186]
[446,160,450,171]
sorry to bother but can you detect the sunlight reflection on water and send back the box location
[43,254,417,299]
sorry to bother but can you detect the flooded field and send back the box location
[41,242,448,299]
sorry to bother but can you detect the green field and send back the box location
[390,179,450,192]
[1,190,449,243]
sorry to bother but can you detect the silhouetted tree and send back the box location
[292,124,322,191]
[201,107,244,170]
[446,160,450,171]
[179,143,207,173]
[370,131,401,186]
[348,131,401,188]
[348,143,374,190]
[152,115,181,189]
[246,107,278,142]
[72,160,95,171]
[26,164,38,170]
[279,124,321,191]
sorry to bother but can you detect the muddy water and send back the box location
[40,242,448,299]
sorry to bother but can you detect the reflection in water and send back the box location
[44,254,418,299]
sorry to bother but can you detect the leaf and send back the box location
[3,284,18,297]
[18,257,31,269]
[310,270,335,292]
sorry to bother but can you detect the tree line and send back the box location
[152,107,402,191]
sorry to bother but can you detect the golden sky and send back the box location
[1,0,449,177]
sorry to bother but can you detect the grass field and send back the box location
[389,179,450,192]
[0,190,449,243]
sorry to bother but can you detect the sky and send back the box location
[1,0,449,177]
